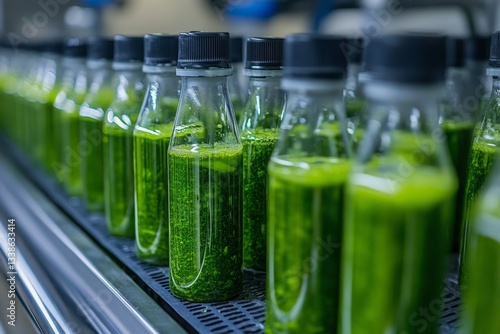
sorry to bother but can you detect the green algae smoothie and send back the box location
[133,34,179,265]
[267,157,350,334]
[460,168,500,333]
[103,101,142,237]
[341,166,455,334]
[168,32,243,302]
[460,138,499,282]
[442,121,474,251]
[241,128,279,270]
[240,37,285,271]
[78,37,115,211]
[134,124,173,264]
[168,144,243,301]
[79,86,114,211]
[103,35,144,238]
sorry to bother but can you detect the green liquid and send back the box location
[442,121,475,252]
[266,157,351,334]
[133,124,173,265]
[168,145,243,302]
[103,126,135,237]
[79,87,114,211]
[460,141,499,284]
[461,203,500,334]
[241,129,278,271]
[60,107,83,196]
[79,116,105,211]
[36,87,60,173]
[341,167,455,334]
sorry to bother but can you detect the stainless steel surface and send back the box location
[0,153,187,334]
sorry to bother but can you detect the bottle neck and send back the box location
[360,81,447,166]
[241,76,285,131]
[272,77,351,159]
[61,57,86,87]
[145,71,179,99]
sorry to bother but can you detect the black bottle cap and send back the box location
[43,38,63,54]
[177,32,231,69]
[63,37,87,58]
[489,31,500,68]
[87,36,114,61]
[363,34,446,84]
[245,37,284,70]
[344,37,363,64]
[113,35,144,63]
[144,34,178,66]
[283,33,347,79]
[446,37,465,68]
[466,35,490,62]
[230,36,243,63]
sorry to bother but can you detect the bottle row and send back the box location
[0,31,499,333]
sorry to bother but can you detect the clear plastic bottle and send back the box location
[168,32,242,302]
[240,37,284,271]
[339,34,457,334]
[103,35,145,237]
[78,37,114,212]
[133,34,179,265]
[15,44,42,153]
[18,42,45,161]
[441,37,475,253]
[51,38,88,189]
[460,160,500,334]
[36,39,64,173]
[266,34,351,334]
[460,31,500,287]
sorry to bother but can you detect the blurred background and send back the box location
[0,0,499,41]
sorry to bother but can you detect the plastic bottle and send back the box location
[103,35,145,237]
[78,37,114,212]
[441,37,474,253]
[460,31,500,287]
[266,34,351,334]
[36,39,64,173]
[339,34,457,334]
[133,34,179,265]
[240,37,285,271]
[168,32,242,302]
[51,38,88,189]
[460,160,500,334]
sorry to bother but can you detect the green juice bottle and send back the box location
[460,160,500,334]
[133,34,179,265]
[51,38,88,189]
[240,37,285,271]
[17,43,45,161]
[103,35,145,238]
[35,40,63,173]
[168,32,243,302]
[440,37,475,253]
[266,34,352,334]
[340,34,457,334]
[33,40,63,169]
[460,32,500,288]
[78,37,114,212]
